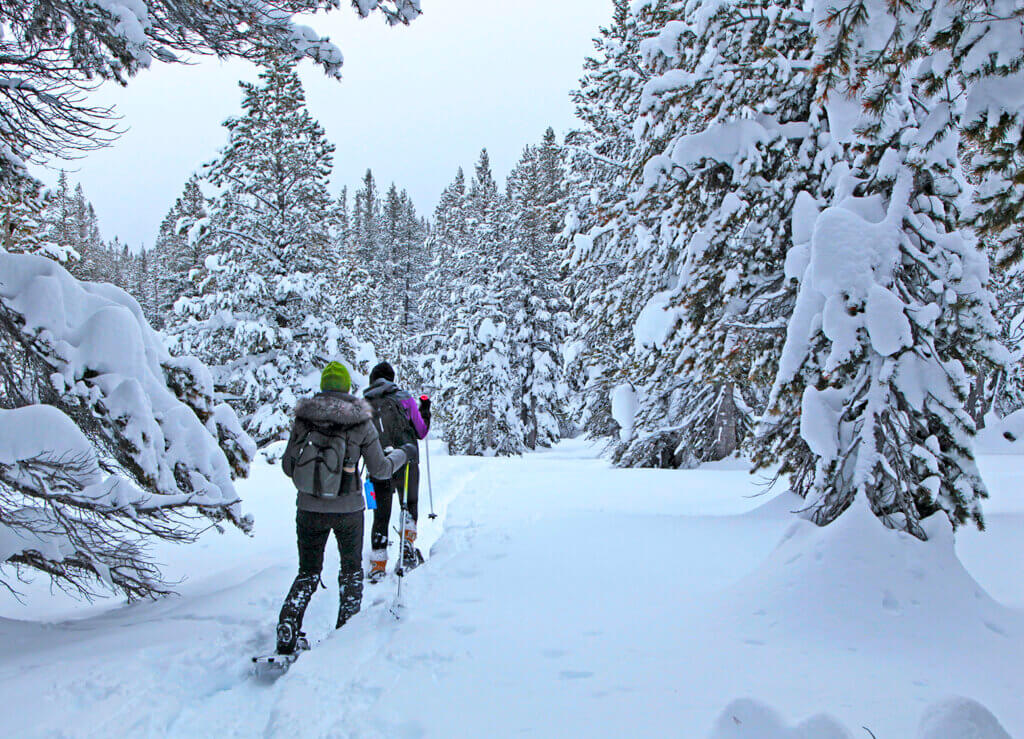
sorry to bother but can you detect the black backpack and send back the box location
[290,425,348,498]
[368,393,416,450]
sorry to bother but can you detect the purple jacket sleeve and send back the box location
[400,396,429,439]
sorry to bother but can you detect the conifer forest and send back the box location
[1,1,1023,736]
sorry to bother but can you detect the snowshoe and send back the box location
[401,543,425,573]
[253,632,310,680]
[398,518,423,574]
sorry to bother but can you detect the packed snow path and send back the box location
[0,439,1021,737]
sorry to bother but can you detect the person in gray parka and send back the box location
[276,361,418,655]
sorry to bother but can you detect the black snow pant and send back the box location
[278,509,364,631]
[370,461,419,551]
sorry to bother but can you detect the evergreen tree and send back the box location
[40,171,78,262]
[152,175,209,327]
[440,287,525,456]
[332,186,353,256]
[354,168,381,265]
[166,58,359,444]
[989,259,1024,417]
[562,0,651,440]
[421,167,469,336]
[0,174,65,261]
[416,168,469,410]
[613,0,829,467]
[397,189,429,339]
[506,132,571,449]
[758,0,1007,538]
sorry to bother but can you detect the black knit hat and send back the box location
[369,361,395,384]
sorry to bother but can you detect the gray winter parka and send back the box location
[282,391,409,514]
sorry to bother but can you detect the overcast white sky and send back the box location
[38,1,614,249]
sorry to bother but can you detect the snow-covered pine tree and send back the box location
[563,0,652,441]
[0,173,65,261]
[0,248,255,599]
[332,186,353,257]
[953,0,1024,272]
[379,182,406,354]
[354,169,382,267]
[988,260,1024,417]
[419,167,469,382]
[166,58,360,445]
[758,0,1008,538]
[947,2,1024,421]
[39,171,78,263]
[396,189,429,340]
[102,236,129,290]
[506,132,571,449]
[424,154,520,445]
[69,184,100,281]
[132,245,157,320]
[464,150,506,295]
[440,287,525,456]
[612,0,830,468]
[381,186,429,371]
[324,183,378,349]
[151,175,209,327]
[351,168,389,348]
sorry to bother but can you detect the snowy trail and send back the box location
[1,439,1022,737]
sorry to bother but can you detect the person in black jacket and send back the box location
[276,361,418,655]
[363,361,431,582]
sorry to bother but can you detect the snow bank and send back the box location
[709,698,853,738]
[714,494,1018,652]
[918,697,1013,739]
[976,410,1024,454]
[709,696,1013,738]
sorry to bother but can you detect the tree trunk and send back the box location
[967,369,987,430]
[711,383,738,461]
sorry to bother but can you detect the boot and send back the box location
[400,516,421,573]
[337,570,363,628]
[367,549,387,584]
[277,573,318,654]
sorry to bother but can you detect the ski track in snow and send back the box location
[0,438,1021,737]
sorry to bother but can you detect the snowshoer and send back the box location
[275,361,419,655]
[363,361,431,582]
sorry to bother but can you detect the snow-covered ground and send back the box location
[0,438,1020,737]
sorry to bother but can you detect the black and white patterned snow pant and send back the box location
[278,509,364,631]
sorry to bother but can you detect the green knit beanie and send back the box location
[320,361,351,393]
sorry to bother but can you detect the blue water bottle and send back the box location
[364,479,377,510]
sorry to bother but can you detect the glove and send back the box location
[419,395,431,426]
[400,442,419,463]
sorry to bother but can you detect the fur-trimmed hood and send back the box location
[294,391,372,428]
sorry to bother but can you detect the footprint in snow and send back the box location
[882,590,901,614]
[560,670,594,680]
[984,621,1008,637]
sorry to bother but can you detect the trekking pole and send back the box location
[391,463,410,618]
[425,434,437,520]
